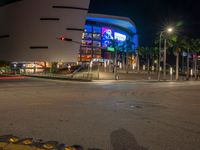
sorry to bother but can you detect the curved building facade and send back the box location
[0,1,138,72]
[0,0,90,62]
[79,13,138,64]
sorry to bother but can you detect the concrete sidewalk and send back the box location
[17,72,198,82]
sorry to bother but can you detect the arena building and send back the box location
[79,13,138,65]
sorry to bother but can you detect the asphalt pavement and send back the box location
[0,77,200,150]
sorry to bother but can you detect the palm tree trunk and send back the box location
[186,50,190,80]
[147,57,150,76]
[176,53,179,80]
[182,53,184,73]
[194,54,197,80]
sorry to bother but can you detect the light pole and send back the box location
[158,27,173,81]
[158,31,164,81]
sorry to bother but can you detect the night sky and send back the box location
[89,0,200,46]
[1,0,200,46]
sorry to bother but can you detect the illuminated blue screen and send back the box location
[102,27,113,48]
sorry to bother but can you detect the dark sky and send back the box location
[89,0,200,46]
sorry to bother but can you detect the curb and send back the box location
[23,75,92,82]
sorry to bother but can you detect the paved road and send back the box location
[0,78,200,150]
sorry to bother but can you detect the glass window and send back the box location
[93,26,101,33]
[81,55,91,62]
[93,48,101,55]
[93,41,101,47]
[81,40,92,46]
[83,33,92,40]
[84,25,92,33]
[81,47,92,55]
[93,34,101,41]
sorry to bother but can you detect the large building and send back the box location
[0,0,138,72]
[79,13,138,64]
[0,0,90,62]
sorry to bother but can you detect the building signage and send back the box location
[114,32,126,41]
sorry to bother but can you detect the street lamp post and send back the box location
[158,27,173,81]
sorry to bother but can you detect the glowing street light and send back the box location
[167,27,173,33]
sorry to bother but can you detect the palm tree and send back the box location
[139,47,150,71]
[182,37,195,80]
[168,35,185,80]
[135,47,145,72]
[141,47,150,74]
[133,46,148,72]
[109,38,135,75]
[134,46,141,72]
[123,37,135,73]
[109,39,122,75]
[146,47,151,75]
[150,47,159,73]
[121,43,126,70]
[185,40,191,80]
[118,42,127,70]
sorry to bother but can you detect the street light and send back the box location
[167,27,173,33]
[158,27,174,81]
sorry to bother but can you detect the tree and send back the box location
[150,47,159,73]
[110,37,135,74]
[123,37,135,73]
[183,38,191,80]
[0,61,11,74]
[168,35,184,80]
[134,47,141,72]
[121,43,126,70]
[143,47,150,74]
[109,39,121,76]
[181,37,195,80]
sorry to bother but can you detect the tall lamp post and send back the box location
[158,27,173,81]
